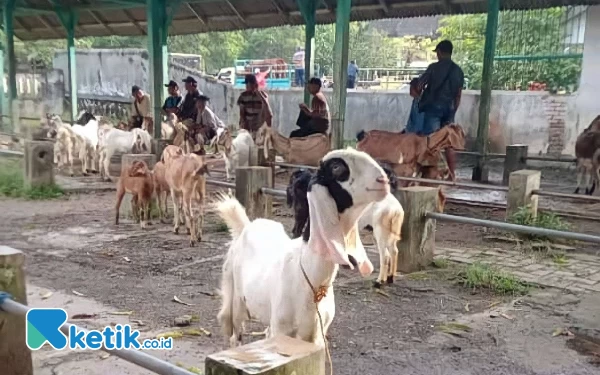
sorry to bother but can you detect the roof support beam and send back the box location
[185,3,207,26]
[225,0,246,26]
[3,0,17,132]
[331,0,351,150]
[296,0,317,104]
[472,0,499,182]
[270,0,290,23]
[55,8,79,126]
[147,0,168,139]
[378,0,390,15]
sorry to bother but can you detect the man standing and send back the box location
[347,60,359,89]
[292,47,305,87]
[162,80,182,116]
[179,76,202,122]
[130,85,153,133]
[417,39,464,180]
[237,74,273,140]
[291,77,330,138]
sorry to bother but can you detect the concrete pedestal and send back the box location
[24,140,54,188]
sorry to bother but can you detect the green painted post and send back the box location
[65,12,78,126]
[297,0,316,104]
[472,0,499,182]
[0,35,5,130]
[4,0,16,133]
[146,0,169,139]
[331,0,351,150]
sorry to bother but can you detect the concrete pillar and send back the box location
[24,140,54,188]
[0,246,33,375]
[330,0,351,150]
[506,170,541,221]
[235,166,272,220]
[3,0,17,133]
[394,186,438,273]
[502,144,528,185]
[205,335,325,375]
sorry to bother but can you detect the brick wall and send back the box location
[543,95,567,156]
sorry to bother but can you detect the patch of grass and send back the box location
[457,262,530,295]
[433,258,450,269]
[0,160,64,200]
[509,206,570,241]
[551,252,569,266]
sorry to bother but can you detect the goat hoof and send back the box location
[174,228,179,234]
[186,228,191,235]
[373,281,383,289]
[574,188,580,194]
[386,275,395,284]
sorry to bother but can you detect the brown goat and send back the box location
[153,161,170,223]
[356,124,466,181]
[165,153,210,246]
[574,122,600,195]
[115,160,155,229]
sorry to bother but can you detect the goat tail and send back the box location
[215,194,250,240]
[356,130,366,142]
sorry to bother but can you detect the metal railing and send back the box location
[0,294,197,375]
[427,212,600,244]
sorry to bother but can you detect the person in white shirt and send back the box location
[130,85,153,134]
[292,47,305,87]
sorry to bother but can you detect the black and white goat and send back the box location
[216,148,389,347]
[286,161,405,287]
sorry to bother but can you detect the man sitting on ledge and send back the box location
[290,77,330,138]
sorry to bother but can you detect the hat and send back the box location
[433,40,453,54]
[195,94,210,102]
[244,74,258,85]
[182,76,197,84]
[164,80,178,88]
[131,85,141,94]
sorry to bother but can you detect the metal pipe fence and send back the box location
[206,179,235,189]
[426,212,600,244]
[261,187,287,198]
[532,189,600,203]
[0,295,197,375]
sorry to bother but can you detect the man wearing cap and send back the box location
[417,39,464,180]
[179,76,202,122]
[130,85,153,133]
[291,77,330,138]
[162,80,182,116]
[237,74,273,140]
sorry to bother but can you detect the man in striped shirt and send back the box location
[290,77,330,138]
[237,74,273,140]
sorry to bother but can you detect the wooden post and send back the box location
[506,170,541,221]
[205,335,325,375]
[0,246,33,375]
[23,140,54,188]
[257,147,276,167]
[235,166,272,220]
[502,144,528,185]
[394,186,438,273]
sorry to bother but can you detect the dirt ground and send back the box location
[1,179,600,374]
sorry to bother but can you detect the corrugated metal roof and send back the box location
[5,0,600,41]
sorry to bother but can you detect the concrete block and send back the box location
[506,170,541,221]
[23,140,54,188]
[0,246,33,375]
[394,186,438,273]
[205,335,325,375]
[235,167,272,220]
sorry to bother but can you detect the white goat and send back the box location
[71,117,100,174]
[47,115,86,176]
[358,193,404,288]
[216,148,390,348]
[99,128,153,181]
[217,128,255,180]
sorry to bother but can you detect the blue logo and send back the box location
[26,308,172,350]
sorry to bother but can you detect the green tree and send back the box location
[437,8,583,92]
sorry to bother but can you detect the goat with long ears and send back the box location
[216,148,389,348]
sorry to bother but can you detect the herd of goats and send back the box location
[36,109,600,349]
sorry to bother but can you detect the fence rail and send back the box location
[0,294,198,375]
[426,212,600,244]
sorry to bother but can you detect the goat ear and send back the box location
[307,184,353,268]
[437,187,447,212]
